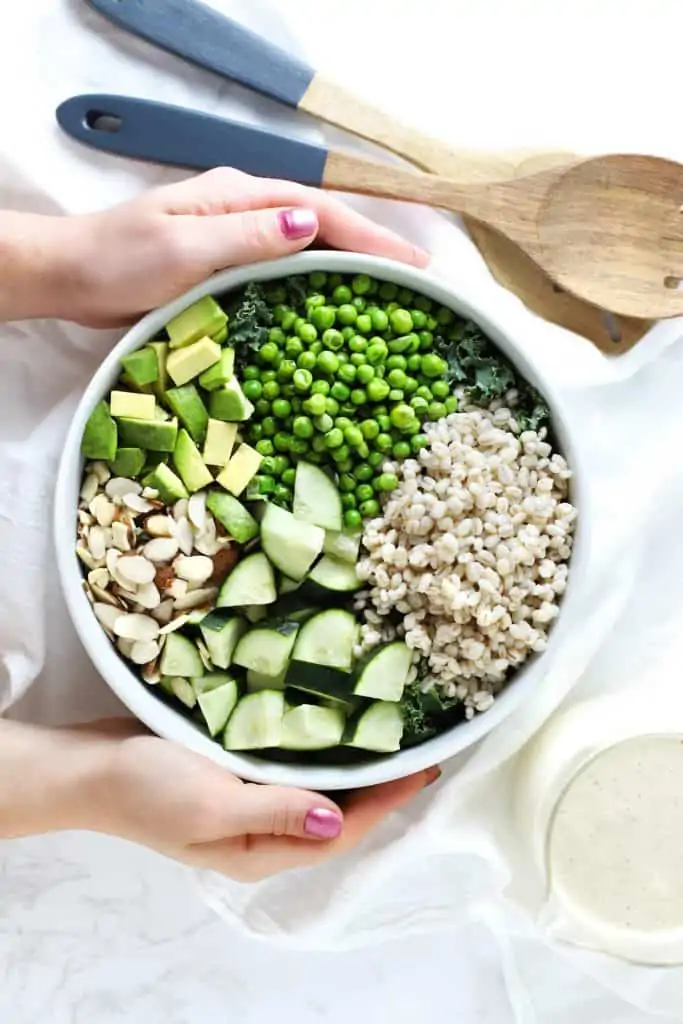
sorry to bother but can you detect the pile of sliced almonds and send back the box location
[77,461,240,681]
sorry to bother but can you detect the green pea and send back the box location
[349,353,364,367]
[259,456,276,476]
[416,385,433,401]
[359,499,380,519]
[341,495,357,513]
[354,483,373,503]
[281,310,297,332]
[337,303,358,326]
[331,381,350,402]
[387,368,408,389]
[376,413,391,432]
[266,284,287,305]
[273,433,291,453]
[386,354,407,372]
[410,396,429,416]
[309,270,327,289]
[277,359,297,381]
[292,368,313,393]
[375,432,393,452]
[282,467,297,487]
[388,335,412,354]
[361,420,380,441]
[421,354,446,378]
[339,473,356,493]
[255,399,271,417]
[393,441,411,459]
[322,328,344,351]
[324,427,344,449]
[352,297,367,315]
[343,425,363,447]
[273,484,291,505]
[388,389,404,402]
[445,396,459,413]
[262,380,280,401]
[351,273,372,295]
[242,365,260,380]
[331,444,351,463]
[297,351,316,371]
[272,455,289,477]
[304,393,326,417]
[437,306,455,326]
[407,354,422,372]
[431,379,450,399]
[350,364,371,387]
[353,462,371,482]
[367,451,384,468]
[403,377,418,394]
[356,313,372,335]
[332,284,353,305]
[414,294,432,313]
[379,281,398,301]
[390,404,415,430]
[398,287,414,306]
[350,389,366,406]
[259,341,279,364]
[336,459,354,473]
[366,378,390,402]
[349,335,368,353]
[370,307,389,332]
[344,509,362,528]
[297,322,318,344]
[250,424,264,442]
[376,473,399,492]
[311,379,330,396]
[311,434,327,454]
[285,337,304,359]
[316,350,340,375]
[281,384,295,399]
[411,433,429,453]
[309,341,323,356]
[314,413,334,433]
[340,403,357,416]
[261,416,277,437]
[272,398,292,420]
[289,439,308,456]
[366,345,387,368]
[428,401,447,420]
[255,439,275,457]
[390,308,414,334]
[341,326,356,342]
[338,363,357,385]
[419,331,434,350]
[254,474,276,495]
[324,397,339,417]
[242,379,263,401]
[411,309,427,329]
[425,315,439,332]
[312,306,336,331]
[335,416,353,432]
[293,416,314,439]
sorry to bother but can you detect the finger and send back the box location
[156,169,429,269]
[171,205,320,274]
[218,782,344,841]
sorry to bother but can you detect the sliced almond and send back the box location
[144,537,179,563]
[124,493,155,515]
[106,547,121,574]
[111,520,132,552]
[78,509,94,528]
[142,660,161,685]
[168,578,188,601]
[173,586,218,611]
[145,514,174,538]
[88,525,108,561]
[90,461,111,485]
[134,581,162,610]
[174,554,214,584]
[117,555,156,586]
[130,639,161,665]
[111,585,137,607]
[188,491,207,531]
[173,498,189,522]
[90,583,121,607]
[113,612,160,642]
[89,493,116,528]
[142,486,160,501]
[93,602,121,632]
[196,638,213,671]
[77,545,101,571]
[159,613,190,635]
[106,477,142,500]
[117,637,135,658]
[152,599,175,624]
[80,473,99,505]
[172,516,194,556]
[88,567,110,590]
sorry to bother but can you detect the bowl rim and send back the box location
[54,250,591,791]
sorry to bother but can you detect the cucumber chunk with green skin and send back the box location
[192,672,235,695]
[223,690,285,750]
[166,295,227,350]
[345,701,404,752]
[205,491,259,543]
[353,642,412,702]
[286,660,354,705]
[217,551,277,608]
[233,621,299,676]
[245,605,268,624]
[173,428,213,493]
[293,461,343,532]
[261,502,324,582]
[118,416,178,452]
[165,385,209,444]
[247,667,287,692]
[293,609,359,671]
[199,349,235,391]
[82,400,117,461]
[281,704,346,751]
[278,575,301,596]
[111,447,146,479]
[120,347,160,387]
[142,462,189,503]
[160,633,203,677]
[197,678,240,737]
[323,529,362,564]
[199,615,247,670]
[306,555,361,594]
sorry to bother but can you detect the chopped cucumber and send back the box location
[233,621,299,676]
[278,575,301,596]
[293,609,359,671]
[281,704,346,751]
[323,529,362,565]
[306,555,361,594]
[192,672,234,695]
[160,633,204,677]
[199,615,247,670]
[245,605,268,624]
[292,461,343,532]
[261,502,324,581]
[247,667,287,692]
[217,551,276,608]
[345,701,404,753]
[167,676,197,709]
[353,642,413,702]
[197,678,240,737]
[223,690,285,750]
[286,660,353,705]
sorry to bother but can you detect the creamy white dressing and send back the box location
[548,735,683,935]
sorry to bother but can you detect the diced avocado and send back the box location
[167,337,221,387]
[111,447,146,478]
[173,428,213,493]
[202,419,237,467]
[216,444,263,496]
[213,325,228,344]
[209,378,254,422]
[165,385,209,444]
[166,296,227,350]
[110,390,156,421]
[120,347,159,388]
[198,349,235,391]
[148,341,169,399]
[206,491,259,543]
[82,400,117,461]
[119,371,154,395]
[143,461,189,503]
[118,416,178,452]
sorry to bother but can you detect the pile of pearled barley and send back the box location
[355,406,577,719]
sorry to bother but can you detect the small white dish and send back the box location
[54,251,589,791]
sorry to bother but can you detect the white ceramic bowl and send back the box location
[55,251,589,791]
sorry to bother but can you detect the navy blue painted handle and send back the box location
[86,0,315,108]
[56,94,329,183]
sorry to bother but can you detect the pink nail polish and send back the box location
[304,808,343,839]
[279,208,317,240]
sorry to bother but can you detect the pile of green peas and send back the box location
[241,271,459,530]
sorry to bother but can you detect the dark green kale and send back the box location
[224,282,273,360]
[284,274,309,311]
[400,683,464,747]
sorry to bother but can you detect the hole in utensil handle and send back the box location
[85,111,123,133]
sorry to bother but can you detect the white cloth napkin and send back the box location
[3,1,683,1020]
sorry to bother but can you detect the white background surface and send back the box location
[2,0,683,1021]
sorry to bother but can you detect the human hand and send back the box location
[52,169,429,327]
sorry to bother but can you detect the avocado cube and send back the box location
[202,419,238,467]
[208,378,254,422]
[173,429,214,493]
[143,462,189,503]
[119,371,154,395]
[82,400,117,461]
[167,337,221,387]
[216,444,263,497]
[166,296,227,350]
[120,347,160,388]
[148,341,169,400]
[165,385,209,444]
[111,447,146,478]
[213,325,229,344]
[206,491,259,543]
[110,391,156,421]
[198,349,235,391]
[118,416,178,452]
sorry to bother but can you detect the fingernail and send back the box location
[424,766,442,788]
[304,808,343,839]
[279,208,318,240]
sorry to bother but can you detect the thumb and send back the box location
[226,783,344,842]
[178,206,320,273]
